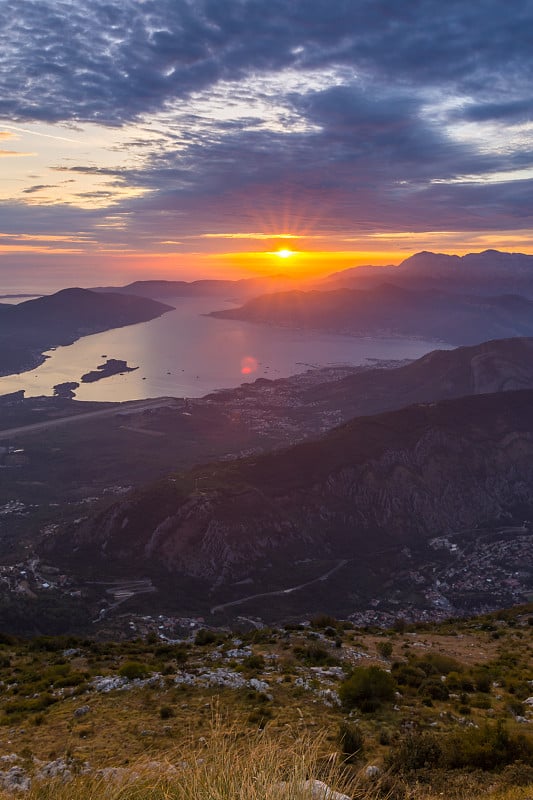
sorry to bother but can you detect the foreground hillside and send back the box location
[48,388,533,625]
[0,608,531,798]
[0,289,173,376]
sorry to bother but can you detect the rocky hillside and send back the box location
[58,389,533,617]
[302,336,533,419]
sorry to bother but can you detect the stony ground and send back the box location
[0,607,532,796]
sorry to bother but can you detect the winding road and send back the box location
[210,558,349,614]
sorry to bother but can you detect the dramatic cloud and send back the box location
[1,1,533,286]
[2,1,533,125]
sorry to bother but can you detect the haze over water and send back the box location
[0,297,446,402]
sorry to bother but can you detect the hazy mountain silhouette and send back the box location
[210,283,533,345]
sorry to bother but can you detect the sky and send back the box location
[1,0,533,292]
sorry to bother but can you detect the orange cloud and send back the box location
[0,149,36,158]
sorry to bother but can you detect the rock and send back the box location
[365,765,381,778]
[74,705,91,717]
[0,755,20,765]
[0,766,31,792]
[96,767,139,785]
[318,689,341,707]
[225,647,252,659]
[90,674,162,693]
[249,677,269,693]
[91,676,128,693]
[35,758,73,781]
[301,779,351,800]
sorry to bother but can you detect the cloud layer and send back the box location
[1,0,533,283]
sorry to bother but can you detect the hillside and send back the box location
[2,336,533,588]
[210,284,533,345]
[51,388,533,622]
[0,609,531,800]
[301,336,533,419]
[0,288,173,376]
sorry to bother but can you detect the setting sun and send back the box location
[276,248,294,258]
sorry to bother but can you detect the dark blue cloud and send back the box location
[454,99,533,123]
[1,0,533,124]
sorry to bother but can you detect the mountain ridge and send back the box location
[323,249,533,296]
[209,283,533,345]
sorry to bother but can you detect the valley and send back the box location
[2,337,533,635]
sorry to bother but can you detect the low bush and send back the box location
[118,661,150,680]
[443,722,533,770]
[338,721,364,762]
[293,644,338,666]
[387,731,442,772]
[377,641,393,659]
[339,666,395,711]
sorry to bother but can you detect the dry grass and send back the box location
[0,710,372,799]
[0,708,532,799]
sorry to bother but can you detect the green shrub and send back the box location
[419,677,449,701]
[378,727,392,746]
[443,722,533,770]
[391,662,426,688]
[118,661,150,680]
[243,654,265,671]
[310,614,338,630]
[293,644,337,666]
[472,671,492,693]
[339,666,396,712]
[387,731,442,772]
[417,653,463,676]
[377,641,393,659]
[4,693,57,715]
[194,629,218,646]
[338,721,364,762]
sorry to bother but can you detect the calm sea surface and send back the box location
[0,297,449,401]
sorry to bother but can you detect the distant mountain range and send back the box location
[92,250,533,301]
[0,288,173,376]
[50,337,533,622]
[92,274,292,299]
[210,283,533,345]
[323,249,533,296]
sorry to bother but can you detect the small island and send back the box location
[81,359,138,383]
[53,381,80,399]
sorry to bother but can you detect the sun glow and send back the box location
[276,248,294,258]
